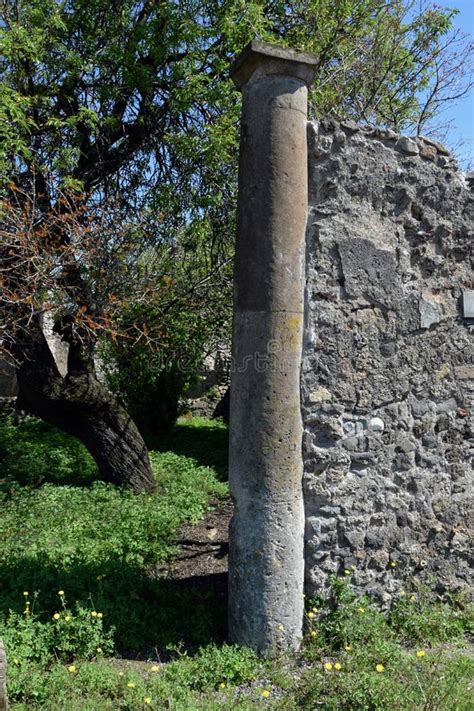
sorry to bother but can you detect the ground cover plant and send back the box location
[0,415,472,710]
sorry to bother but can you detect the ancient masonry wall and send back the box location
[302,119,473,601]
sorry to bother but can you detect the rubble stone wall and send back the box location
[302,118,473,601]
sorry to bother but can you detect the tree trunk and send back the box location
[14,328,155,493]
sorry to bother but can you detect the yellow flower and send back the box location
[150,665,160,672]
[334,662,342,671]
[65,615,71,622]
[219,682,226,689]
[68,665,76,673]
[58,590,65,596]
[97,612,103,619]
[278,624,284,631]
[311,607,318,613]
[400,590,406,597]
[261,689,271,698]
[307,611,315,619]
[118,671,124,677]
[91,611,97,618]
[345,645,352,652]
[416,650,426,658]
[410,595,416,603]
[13,658,19,665]
[144,698,152,705]
[23,591,29,597]
[127,682,136,688]
[53,613,60,620]
[344,569,351,576]
[357,607,365,614]
[390,561,397,568]
[310,630,317,638]
[96,647,103,654]
[375,664,384,673]
[25,600,30,606]
[324,662,333,671]
[350,564,356,571]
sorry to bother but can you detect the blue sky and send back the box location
[436,1,474,167]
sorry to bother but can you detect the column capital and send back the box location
[230,40,318,90]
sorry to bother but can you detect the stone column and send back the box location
[228,41,317,655]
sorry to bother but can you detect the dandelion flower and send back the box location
[261,689,271,698]
[278,624,284,631]
[345,645,352,652]
[400,590,406,597]
[68,665,76,673]
[390,561,397,568]
[416,650,426,658]
[23,591,29,597]
[127,682,136,688]
[25,601,30,606]
[97,612,103,619]
[58,590,65,596]
[410,595,416,603]
[96,647,103,654]
[311,607,318,613]
[375,664,384,673]
[144,699,152,706]
[324,662,333,671]
[150,665,160,672]
[53,613,60,620]
[357,607,365,614]
[344,569,351,576]
[13,658,19,665]
[334,662,342,671]
[350,564,356,571]
[307,611,315,619]
[219,682,226,689]
[91,611,97,618]
[65,615,71,622]
[310,630,317,638]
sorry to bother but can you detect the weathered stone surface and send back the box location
[419,135,451,156]
[420,145,437,161]
[396,136,419,155]
[229,41,316,655]
[303,120,473,601]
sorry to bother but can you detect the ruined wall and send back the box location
[302,118,473,600]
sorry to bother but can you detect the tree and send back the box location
[0,0,471,490]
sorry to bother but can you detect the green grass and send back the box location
[1,415,473,710]
[0,415,229,657]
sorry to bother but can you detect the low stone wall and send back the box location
[302,118,473,601]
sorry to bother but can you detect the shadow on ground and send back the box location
[154,422,229,482]
[0,556,228,658]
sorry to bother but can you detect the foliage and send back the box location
[155,416,229,479]
[295,576,474,710]
[0,415,228,653]
[1,418,473,709]
[162,644,260,691]
[0,416,97,487]
[1,1,471,452]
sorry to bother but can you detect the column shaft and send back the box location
[228,42,316,655]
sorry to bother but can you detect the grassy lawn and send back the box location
[0,415,472,710]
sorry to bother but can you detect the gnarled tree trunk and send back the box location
[14,326,155,493]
